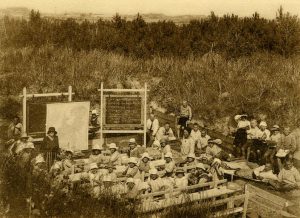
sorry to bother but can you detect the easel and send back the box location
[20,86,74,133]
[98,82,148,146]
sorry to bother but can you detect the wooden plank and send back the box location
[242,185,249,218]
[140,179,227,199]
[23,87,27,133]
[143,83,147,147]
[139,188,239,213]
[98,88,150,92]
[68,86,72,102]
[100,82,104,143]
[20,92,75,98]
[212,207,244,217]
[102,130,144,134]
[247,184,294,208]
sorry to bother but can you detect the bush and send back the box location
[2,8,300,58]
[0,97,21,119]
[0,152,138,217]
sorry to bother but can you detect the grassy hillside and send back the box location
[0,45,299,129]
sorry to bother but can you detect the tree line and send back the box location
[1,7,300,58]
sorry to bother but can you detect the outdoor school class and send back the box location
[2,83,300,217]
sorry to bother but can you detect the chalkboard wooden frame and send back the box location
[103,94,144,129]
[98,83,148,146]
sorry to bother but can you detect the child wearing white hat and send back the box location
[159,138,171,158]
[108,143,122,166]
[174,169,188,189]
[139,152,152,173]
[89,144,104,164]
[164,152,176,176]
[129,138,146,158]
[184,153,197,167]
[148,168,167,193]
[123,157,140,179]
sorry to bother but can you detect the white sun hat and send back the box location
[92,144,103,150]
[128,157,138,165]
[109,143,118,149]
[149,168,158,175]
[91,109,98,115]
[214,139,222,145]
[129,138,136,144]
[89,163,98,170]
[141,152,151,160]
[164,152,173,159]
[259,121,268,127]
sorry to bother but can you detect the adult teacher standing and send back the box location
[43,127,60,171]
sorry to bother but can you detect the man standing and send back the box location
[146,113,159,147]
[233,114,250,158]
[177,100,192,137]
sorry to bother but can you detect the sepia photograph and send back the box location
[0,0,300,217]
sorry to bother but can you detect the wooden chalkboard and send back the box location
[27,103,47,134]
[104,95,143,129]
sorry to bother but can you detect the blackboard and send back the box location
[27,103,47,134]
[104,95,143,128]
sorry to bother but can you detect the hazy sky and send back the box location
[1,0,299,18]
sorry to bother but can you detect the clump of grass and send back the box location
[1,46,299,128]
[0,152,139,217]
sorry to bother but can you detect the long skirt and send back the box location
[233,128,247,146]
[45,151,57,171]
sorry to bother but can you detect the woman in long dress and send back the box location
[43,127,60,171]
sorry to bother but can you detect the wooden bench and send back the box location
[137,180,249,217]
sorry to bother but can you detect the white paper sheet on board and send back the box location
[46,102,90,151]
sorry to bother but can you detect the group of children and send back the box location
[5,108,300,203]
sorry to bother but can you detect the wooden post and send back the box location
[68,86,72,102]
[22,87,27,133]
[100,82,104,145]
[143,83,147,147]
[242,184,249,218]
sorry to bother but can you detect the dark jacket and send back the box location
[43,135,59,152]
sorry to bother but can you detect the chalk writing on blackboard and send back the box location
[104,95,143,127]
